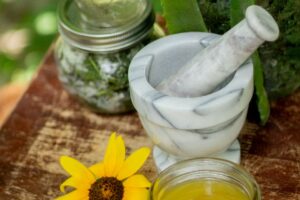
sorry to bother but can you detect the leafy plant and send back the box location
[198,0,230,34]
[258,0,300,99]
[161,0,207,33]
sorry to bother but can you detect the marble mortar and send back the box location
[128,32,253,171]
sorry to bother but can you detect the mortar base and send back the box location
[153,140,241,172]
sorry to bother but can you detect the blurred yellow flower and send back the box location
[56,133,151,200]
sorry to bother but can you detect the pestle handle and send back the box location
[156,5,279,97]
[246,5,279,41]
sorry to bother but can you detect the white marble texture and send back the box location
[153,140,241,172]
[128,32,253,171]
[139,109,247,158]
[156,5,279,98]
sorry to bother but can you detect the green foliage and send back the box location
[230,0,255,26]
[0,0,58,86]
[0,54,17,85]
[258,0,300,99]
[161,0,207,34]
[198,0,230,34]
[151,0,163,13]
[80,55,101,82]
[252,52,270,125]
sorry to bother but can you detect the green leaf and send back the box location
[80,55,101,81]
[150,0,163,13]
[0,54,17,85]
[252,52,270,125]
[230,0,270,125]
[230,0,255,26]
[161,0,207,34]
[198,1,231,34]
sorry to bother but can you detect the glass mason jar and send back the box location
[54,0,156,114]
[151,158,261,200]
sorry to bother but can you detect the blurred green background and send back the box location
[1,0,299,99]
[0,0,58,87]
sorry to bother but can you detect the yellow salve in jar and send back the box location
[161,180,249,200]
[151,158,261,200]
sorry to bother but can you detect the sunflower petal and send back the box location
[89,162,105,178]
[123,174,151,188]
[112,135,126,175]
[104,132,117,176]
[60,156,95,183]
[123,188,150,200]
[60,177,91,193]
[117,147,150,180]
[55,189,88,200]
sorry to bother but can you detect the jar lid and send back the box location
[58,0,155,53]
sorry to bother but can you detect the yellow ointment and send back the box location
[160,179,250,200]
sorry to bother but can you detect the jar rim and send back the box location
[57,0,155,52]
[151,158,261,200]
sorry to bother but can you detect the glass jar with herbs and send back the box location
[55,0,157,114]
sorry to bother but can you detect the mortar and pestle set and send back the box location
[129,5,279,171]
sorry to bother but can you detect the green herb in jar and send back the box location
[56,40,145,113]
[55,0,156,114]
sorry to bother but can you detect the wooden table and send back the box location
[0,51,299,200]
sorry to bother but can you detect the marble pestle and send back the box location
[156,5,279,97]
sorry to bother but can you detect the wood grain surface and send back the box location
[0,52,299,200]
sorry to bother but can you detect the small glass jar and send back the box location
[151,158,261,200]
[54,0,156,114]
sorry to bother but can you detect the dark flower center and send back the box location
[89,177,124,200]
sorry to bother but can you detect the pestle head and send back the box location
[246,5,279,42]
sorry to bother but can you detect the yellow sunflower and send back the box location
[56,133,151,200]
